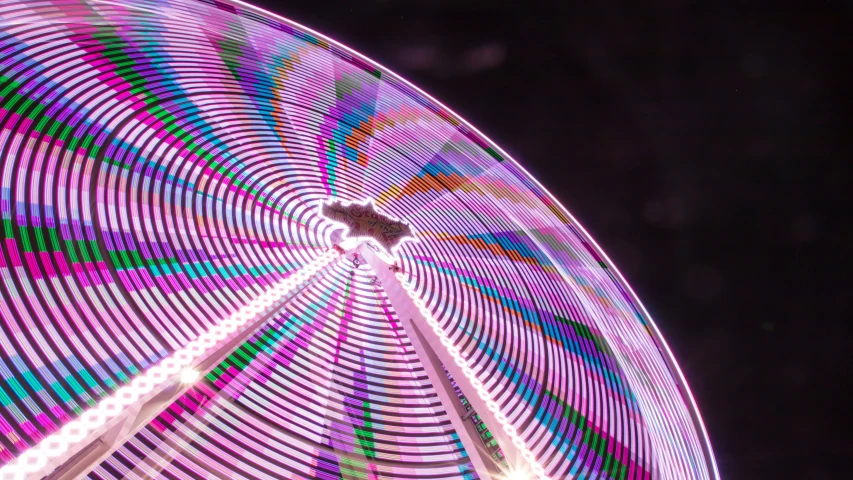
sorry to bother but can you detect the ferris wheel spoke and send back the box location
[5,249,347,480]
[359,245,539,480]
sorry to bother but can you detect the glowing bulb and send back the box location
[179,368,200,384]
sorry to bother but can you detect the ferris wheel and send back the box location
[0,1,717,479]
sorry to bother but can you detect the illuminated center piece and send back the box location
[320,199,415,253]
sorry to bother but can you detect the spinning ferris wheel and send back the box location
[0,1,717,479]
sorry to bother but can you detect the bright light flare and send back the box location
[503,470,534,480]
[393,270,548,479]
[179,369,200,384]
[0,249,343,479]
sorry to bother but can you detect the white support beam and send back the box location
[359,245,524,479]
[34,252,347,480]
[121,245,496,480]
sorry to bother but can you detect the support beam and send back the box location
[405,313,500,479]
[36,252,346,480]
[359,245,525,479]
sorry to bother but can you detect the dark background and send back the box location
[248,1,850,478]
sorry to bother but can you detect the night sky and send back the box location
[249,1,850,478]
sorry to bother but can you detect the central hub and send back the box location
[320,199,415,254]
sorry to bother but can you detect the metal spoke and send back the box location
[9,250,348,480]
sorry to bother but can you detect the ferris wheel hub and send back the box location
[320,198,416,254]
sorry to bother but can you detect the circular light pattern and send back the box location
[92,256,480,479]
[0,249,340,479]
[0,1,717,479]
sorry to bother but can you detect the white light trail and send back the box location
[0,248,342,480]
